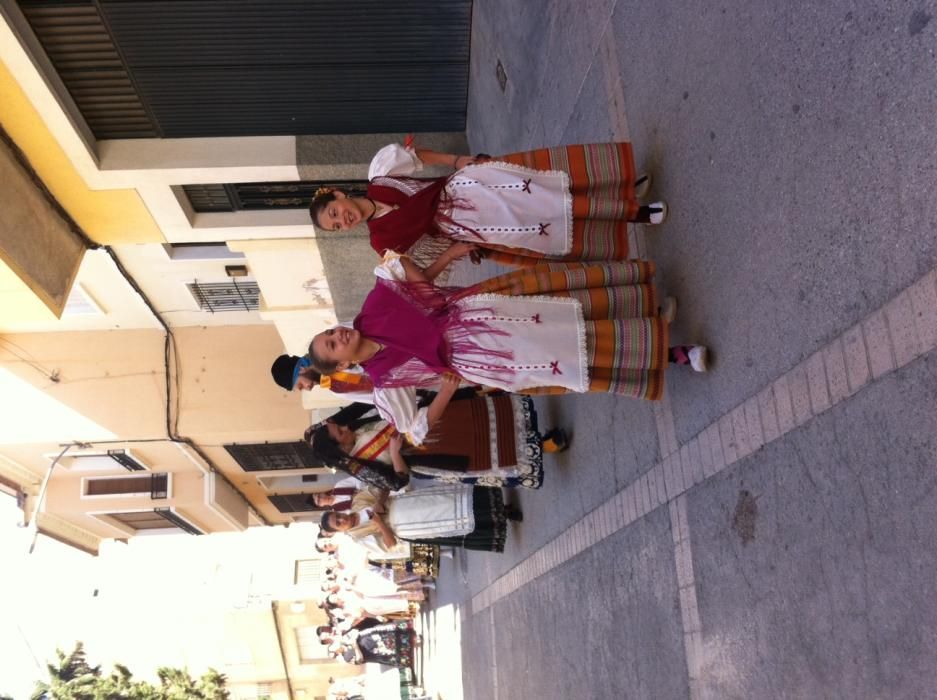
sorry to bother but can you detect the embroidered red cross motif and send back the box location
[531,314,541,323]
[538,223,550,236]
[550,361,562,375]
[522,178,532,193]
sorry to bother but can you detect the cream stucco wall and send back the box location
[109,243,270,328]
[0,321,315,545]
[0,328,170,440]
[0,248,161,332]
[0,259,60,326]
[0,324,308,445]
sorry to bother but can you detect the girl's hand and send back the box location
[389,433,405,454]
[439,373,461,394]
[469,247,488,265]
[453,155,476,169]
[446,241,477,261]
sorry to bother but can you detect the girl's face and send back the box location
[326,421,356,451]
[317,191,365,231]
[310,326,365,370]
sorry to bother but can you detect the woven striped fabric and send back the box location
[481,142,639,267]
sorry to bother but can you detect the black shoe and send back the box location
[543,428,570,453]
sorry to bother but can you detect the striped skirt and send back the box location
[482,142,639,267]
[462,260,668,400]
[406,394,544,489]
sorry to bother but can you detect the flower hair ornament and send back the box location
[314,186,334,198]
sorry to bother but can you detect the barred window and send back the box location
[294,559,323,585]
[84,473,168,498]
[224,442,321,472]
[106,508,201,534]
[268,494,319,513]
[183,181,368,213]
[187,280,260,312]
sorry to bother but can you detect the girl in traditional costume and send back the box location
[325,590,418,620]
[340,619,416,668]
[321,483,516,553]
[309,141,667,275]
[307,248,707,437]
[308,392,550,490]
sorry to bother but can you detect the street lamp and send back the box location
[22,442,85,554]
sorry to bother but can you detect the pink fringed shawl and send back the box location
[355,279,511,388]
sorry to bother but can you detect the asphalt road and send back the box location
[421,2,937,699]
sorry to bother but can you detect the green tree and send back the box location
[30,643,228,700]
[156,666,228,700]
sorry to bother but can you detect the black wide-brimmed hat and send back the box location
[271,353,301,391]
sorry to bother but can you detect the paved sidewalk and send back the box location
[420,1,937,699]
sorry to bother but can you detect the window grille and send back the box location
[153,508,202,535]
[187,280,260,312]
[184,180,368,213]
[65,451,147,472]
[106,449,147,471]
[224,442,320,471]
[182,184,236,212]
[106,508,201,534]
[85,473,167,498]
[268,494,318,513]
[294,558,323,585]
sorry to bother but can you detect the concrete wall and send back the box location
[296,130,468,179]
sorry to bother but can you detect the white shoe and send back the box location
[688,346,709,373]
[649,201,668,224]
[634,173,652,199]
[660,296,677,324]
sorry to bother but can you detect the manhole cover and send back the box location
[496,59,508,92]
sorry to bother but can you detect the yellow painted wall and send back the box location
[0,61,162,244]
